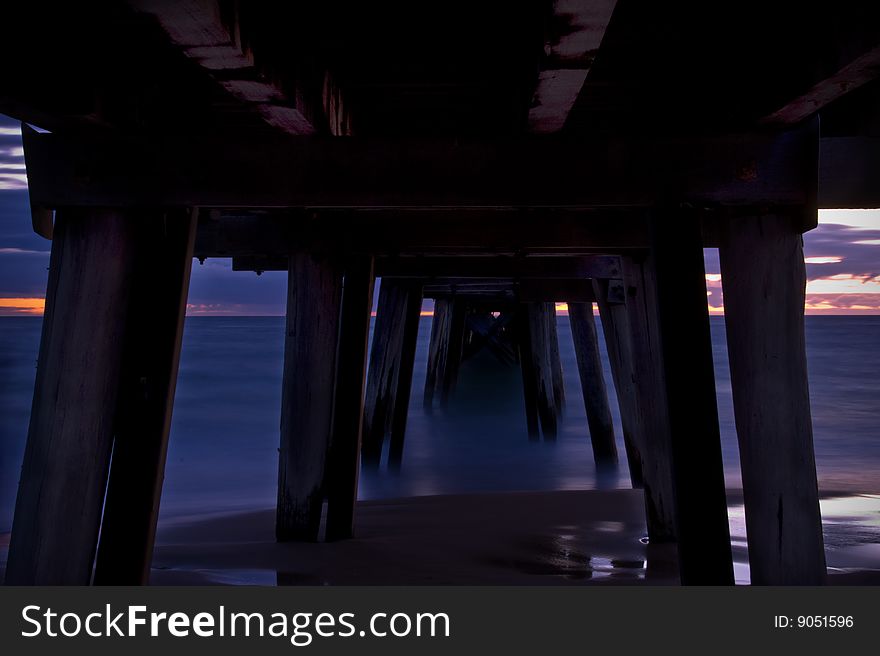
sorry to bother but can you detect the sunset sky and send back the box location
[1,114,879,317]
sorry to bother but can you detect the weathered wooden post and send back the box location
[649,208,734,585]
[277,250,343,542]
[516,305,541,440]
[5,209,138,585]
[546,302,565,414]
[423,298,452,409]
[388,284,424,470]
[325,255,375,541]
[596,270,681,546]
[567,302,617,468]
[362,279,411,467]
[719,213,826,585]
[439,298,468,407]
[94,209,197,585]
[525,302,558,440]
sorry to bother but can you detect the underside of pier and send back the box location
[3,0,880,586]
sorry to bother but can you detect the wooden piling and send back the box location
[362,279,411,467]
[650,209,734,585]
[546,302,565,414]
[5,209,137,584]
[567,302,617,467]
[277,251,343,542]
[525,302,558,440]
[516,306,541,440]
[439,299,468,407]
[325,256,375,541]
[93,209,197,585]
[388,284,424,470]
[423,299,451,409]
[618,258,680,546]
[719,213,826,585]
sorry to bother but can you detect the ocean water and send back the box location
[1,315,879,534]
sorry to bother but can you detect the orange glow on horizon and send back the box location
[0,297,45,315]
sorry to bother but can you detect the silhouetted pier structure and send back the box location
[3,0,880,586]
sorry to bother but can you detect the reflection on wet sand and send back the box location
[142,490,880,587]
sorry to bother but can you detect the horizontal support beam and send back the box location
[232,254,622,278]
[415,278,597,303]
[23,125,816,211]
[201,210,655,257]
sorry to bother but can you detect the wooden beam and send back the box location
[590,281,643,486]
[516,306,541,440]
[388,284,424,470]
[362,279,411,467]
[5,209,137,584]
[207,209,654,257]
[94,209,196,585]
[22,127,818,210]
[424,299,452,409]
[649,209,734,585]
[419,279,597,303]
[376,255,622,279]
[719,213,826,584]
[277,251,342,541]
[524,302,559,440]
[129,0,346,135]
[529,0,618,133]
[546,303,565,414]
[440,299,468,407]
[568,302,618,468]
[764,47,880,126]
[325,256,375,541]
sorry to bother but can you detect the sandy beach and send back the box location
[141,489,880,586]
[2,489,879,585]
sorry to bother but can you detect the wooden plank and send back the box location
[528,0,618,133]
[22,127,818,210]
[325,256,375,541]
[93,209,196,585]
[129,0,331,135]
[649,209,733,585]
[763,47,880,126]
[568,302,617,468]
[362,280,410,466]
[388,284,424,470]
[719,213,826,584]
[423,299,451,409]
[5,209,137,584]
[277,251,343,541]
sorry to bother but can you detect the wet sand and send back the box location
[2,489,878,585]
[147,489,880,586]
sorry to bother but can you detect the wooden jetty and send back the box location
[3,0,879,586]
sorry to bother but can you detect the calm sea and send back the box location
[1,315,879,533]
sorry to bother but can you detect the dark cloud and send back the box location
[803,223,880,281]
